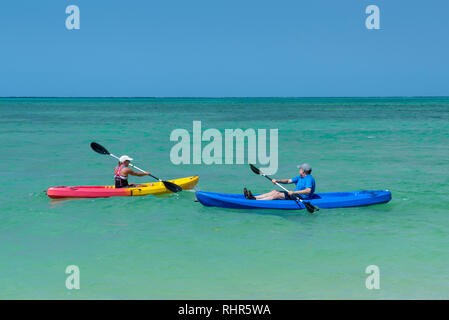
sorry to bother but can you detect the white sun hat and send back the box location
[119,155,133,163]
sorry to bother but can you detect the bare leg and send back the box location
[254,190,277,199]
[255,190,286,200]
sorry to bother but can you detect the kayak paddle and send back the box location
[249,164,319,213]
[90,142,182,193]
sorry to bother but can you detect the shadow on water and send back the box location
[48,197,90,207]
[194,205,315,222]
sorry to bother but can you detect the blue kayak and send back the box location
[195,190,392,210]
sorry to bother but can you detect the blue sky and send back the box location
[0,0,448,97]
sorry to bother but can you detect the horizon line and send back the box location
[1,96,449,99]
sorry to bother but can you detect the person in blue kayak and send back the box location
[115,155,150,188]
[244,163,316,200]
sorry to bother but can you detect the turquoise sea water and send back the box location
[1,97,448,299]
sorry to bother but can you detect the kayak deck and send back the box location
[47,176,199,199]
[195,190,391,210]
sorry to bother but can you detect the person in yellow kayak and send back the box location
[114,155,151,188]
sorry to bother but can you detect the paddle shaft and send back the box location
[257,171,289,191]
[109,153,161,181]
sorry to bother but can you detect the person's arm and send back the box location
[123,168,150,177]
[272,178,293,184]
[288,177,313,195]
[290,188,311,195]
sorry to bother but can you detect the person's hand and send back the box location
[272,179,277,184]
[145,172,151,176]
[288,191,295,196]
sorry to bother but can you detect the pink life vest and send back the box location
[114,165,128,186]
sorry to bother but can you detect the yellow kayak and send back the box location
[47,176,199,199]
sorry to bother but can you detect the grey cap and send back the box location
[297,163,312,172]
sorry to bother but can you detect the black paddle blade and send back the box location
[90,142,110,155]
[163,180,183,193]
[249,164,261,175]
[303,201,318,213]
